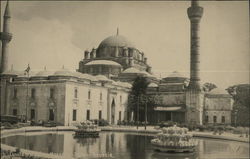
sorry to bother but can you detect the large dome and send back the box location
[98,35,135,48]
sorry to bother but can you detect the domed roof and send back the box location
[85,60,121,67]
[140,71,156,78]
[148,82,158,87]
[35,70,53,77]
[166,71,187,78]
[2,70,21,76]
[95,75,112,82]
[208,88,228,95]
[122,67,143,74]
[98,35,135,48]
[113,81,132,88]
[52,68,76,77]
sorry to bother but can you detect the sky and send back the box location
[0,1,249,89]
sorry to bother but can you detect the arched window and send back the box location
[31,88,36,99]
[213,116,217,123]
[50,88,55,99]
[13,88,17,99]
[221,116,225,123]
[100,92,102,101]
[88,90,91,100]
[74,88,78,98]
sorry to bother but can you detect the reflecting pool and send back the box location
[1,131,249,159]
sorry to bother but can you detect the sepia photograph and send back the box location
[0,0,249,159]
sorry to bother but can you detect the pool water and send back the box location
[1,131,249,159]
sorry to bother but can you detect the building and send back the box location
[146,72,233,125]
[204,88,233,125]
[1,68,131,125]
[0,0,233,126]
[78,29,157,83]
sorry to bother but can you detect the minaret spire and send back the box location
[0,0,12,73]
[4,0,11,18]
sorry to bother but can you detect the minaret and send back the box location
[187,0,203,91]
[0,1,13,116]
[0,0,12,73]
[186,0,204,125]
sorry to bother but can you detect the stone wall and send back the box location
[204,95,233,124]
[4,77,130,126]
[6,80,66,125]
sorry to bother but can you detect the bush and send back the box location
[177,123,188,128]
[117,120,122,125]
[233,127,245,134]
[187,124,196,131]
[91,119,109,126]
[158,121,177,128]
[1,122,13,129]
[224,125,234,132]
[196,124,206,132]
[43,121,57,127]
[206,125,215,131]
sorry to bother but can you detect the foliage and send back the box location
[202,82,217,92]
[91,119,109,126]
[158,121,177,128]
[128,76,149,121]
[226,84,250,127]
[227,84,250,107]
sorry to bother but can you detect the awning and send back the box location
[154,106,185,112]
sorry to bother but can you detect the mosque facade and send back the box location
[0,0,233,126]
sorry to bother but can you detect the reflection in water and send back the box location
[1,132,249,159]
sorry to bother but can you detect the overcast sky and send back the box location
[1,1,249,89]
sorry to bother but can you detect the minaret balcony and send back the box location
[187,6,203,20]
[0,32,12,42]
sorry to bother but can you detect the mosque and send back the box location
[0,0,233,126]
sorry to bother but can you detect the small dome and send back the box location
[79,73,98,81]
[140,71,156,77]
[122,67,143,74]
[35,70,53,77]
[2,70,21,76]
[85,60,121,67]
[98,35,135,48]
[208,88,228,95]
[148,82,158,87]
[167,71,186,78]
[114,81,132,88]
[53,68,76,77]
[95,75,112,82]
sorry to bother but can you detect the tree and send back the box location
[202,82,217,92]
[226,84,250,127]
[128,76,149,122]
